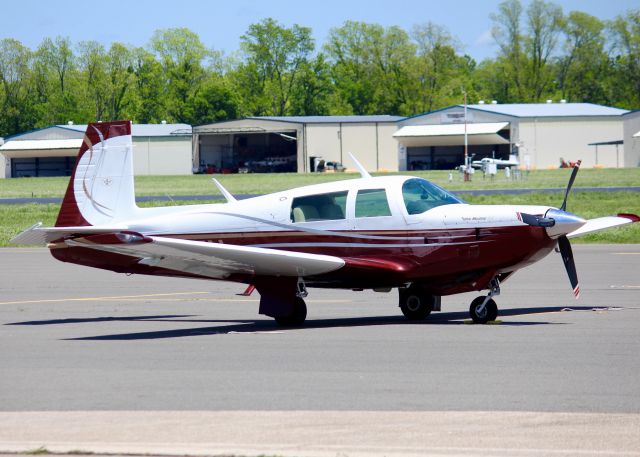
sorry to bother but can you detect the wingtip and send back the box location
[617,213,640,223]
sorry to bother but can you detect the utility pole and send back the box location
[463,89,470,182]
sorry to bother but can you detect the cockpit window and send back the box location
[291,191,347,222]
[402,178,463,215]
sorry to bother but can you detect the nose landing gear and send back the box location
[469,278,500,324]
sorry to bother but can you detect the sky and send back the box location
[1,0,637,62]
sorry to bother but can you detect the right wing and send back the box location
[568,213,639,239]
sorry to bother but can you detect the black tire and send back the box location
[399,286,433,320]
[469,296,498,324]
[274,296,307,327]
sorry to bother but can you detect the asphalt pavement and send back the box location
[0,245,639,456]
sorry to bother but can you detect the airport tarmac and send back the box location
[0,245,639,456]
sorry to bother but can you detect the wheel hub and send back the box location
[406,295,421,312]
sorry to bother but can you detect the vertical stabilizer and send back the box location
[55,121,137,227]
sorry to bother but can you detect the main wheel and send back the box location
[274,296,307,327]
[399,286,434,320]
[469,296,498,324]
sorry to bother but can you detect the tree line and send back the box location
[1,0,638,138]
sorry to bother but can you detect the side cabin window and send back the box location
[355,189,392,218]
[291,191,348,223]
[402,178,463,215]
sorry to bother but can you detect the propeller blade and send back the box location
[560,160,582,211]
[558,235,580,298]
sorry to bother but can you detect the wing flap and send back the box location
[66,235,345,279]
[567,213,639,239]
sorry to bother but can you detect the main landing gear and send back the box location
[274,281,308,327]
[398,285,438,320]
[469,278,500,324]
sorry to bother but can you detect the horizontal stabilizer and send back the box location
[567,213,639,239]
[10,223,128,246]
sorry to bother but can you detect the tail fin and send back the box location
[55,121,137,227]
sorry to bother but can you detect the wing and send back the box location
[65,234,345,279]
[567,213,639,239]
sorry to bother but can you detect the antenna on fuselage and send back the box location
[211,178,237,203]
[347,152,372,179]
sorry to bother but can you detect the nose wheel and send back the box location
[469,278,500,324]
[469,296,498,323]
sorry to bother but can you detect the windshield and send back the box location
[402,178,463,215]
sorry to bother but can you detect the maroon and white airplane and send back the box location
[12,121,639,325]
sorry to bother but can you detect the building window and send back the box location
[291,191,347,222]
[355,189,392,218]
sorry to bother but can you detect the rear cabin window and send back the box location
[290,191,348,222]
[355,189,392,218]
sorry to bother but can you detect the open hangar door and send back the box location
[394,122,512,170]
[197,130,297,173]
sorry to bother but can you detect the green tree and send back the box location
[0,39,37,136]
[237,18,314,116]
[409,22,471,113]
[325,21,415,115]
[491,0,526,101]
[556,11,608,103]
[130,47,167,123]
[150,28,209,123]
[289,53,335,115]
[77,41,109,120]
[35,36,80,123]
[525,0,563,100]
[608,10,640,108]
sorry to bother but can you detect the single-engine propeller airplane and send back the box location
[12,121,639,325]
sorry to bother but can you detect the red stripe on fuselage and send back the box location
[50,225,555,295]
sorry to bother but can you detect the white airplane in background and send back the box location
[12,121,639,326]
[472,154,520,169]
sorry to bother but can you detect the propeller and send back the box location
[519,160,583,298]
[557,160,582,299]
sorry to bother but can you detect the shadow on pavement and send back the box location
[11,305,589,341]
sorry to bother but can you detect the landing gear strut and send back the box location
[469,278,500,324]
[399,285,436,320]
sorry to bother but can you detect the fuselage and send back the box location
[51,175,559,295]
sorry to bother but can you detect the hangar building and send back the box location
[193,115,402,174]
[394,102,629,170]
[0,123,192,178]
[195,103,630,173]
[623,110,640,168]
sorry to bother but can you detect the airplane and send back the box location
[471,154,520,169]
[11,121,639,326]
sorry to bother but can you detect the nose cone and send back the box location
[544,208,586,238]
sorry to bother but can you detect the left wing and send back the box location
[66,234,345,279]
[568,213,639,239]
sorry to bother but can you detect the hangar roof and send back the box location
[252,115,403,124]
[442,103,627,118]
[0,139,81,151]
[7,123,192,141]
[57,123,192,136]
